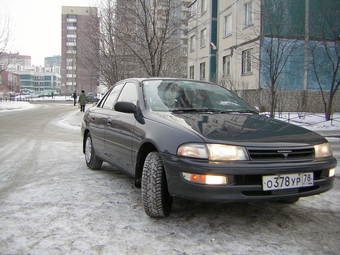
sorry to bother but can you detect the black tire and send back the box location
[142,152,173,218]
[84,133,103,170]
[280,197,300,204]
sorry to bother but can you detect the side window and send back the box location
[117,82,137,105]
[102,84,124,110]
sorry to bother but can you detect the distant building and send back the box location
[16,69,61,95]
[61,6,99,95]
[0,53,62,95]
[0,52,31,71]
[0,70,20,95]
[45,55,61,68]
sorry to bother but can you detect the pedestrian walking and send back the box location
[78,90,87,112]
[73,91,77,106]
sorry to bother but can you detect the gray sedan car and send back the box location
[81,78,337,217]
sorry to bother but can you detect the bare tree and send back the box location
[255,0,303,117]
[0,14,14,74]
[309,0,340,121]
[78,0,189,88]
[115,0,190,77]
[77,0,135,89]
[236,0,303,117]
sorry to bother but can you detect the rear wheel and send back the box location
[142,152,173,217]
[84,133,103,170]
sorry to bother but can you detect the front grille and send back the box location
[248,147,314,160]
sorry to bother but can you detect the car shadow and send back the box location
[91,163,334,226]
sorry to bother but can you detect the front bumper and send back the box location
[161,153,337,202]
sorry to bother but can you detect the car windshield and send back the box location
[142,79,256,112]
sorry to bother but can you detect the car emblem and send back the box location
[278,150,292,159]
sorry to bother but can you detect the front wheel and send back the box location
[142,152,173,217]
[84,133,103,170]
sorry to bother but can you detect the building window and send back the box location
[200,62,206,80]
[242,49,252,74]
[201,0,207,14]
[190,35,195,52]
[189,66,194,79]
[200,28,206,48]
[243,1,253,28]
[223,14,232,37]
[223,55,231,77]
[189,1,197,16]
[67,30,76,35]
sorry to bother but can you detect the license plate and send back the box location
[262,172,313,191]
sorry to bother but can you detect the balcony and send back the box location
[67,18,77,23]
[67,34,77,38]
[66,42,76,46]
[66,50,77,54]
[66,66,76,70]
[67,26,77,30]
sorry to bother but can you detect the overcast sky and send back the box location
[2,0,95,66]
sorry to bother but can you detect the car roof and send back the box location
[120,77,215,85]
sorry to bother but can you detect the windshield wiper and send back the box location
[171,108,217,113]
[171,109,258,114]
[219,109,258,114]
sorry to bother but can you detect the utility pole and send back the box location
[302,0,309,107]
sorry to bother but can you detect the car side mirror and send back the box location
[114,101,137,113]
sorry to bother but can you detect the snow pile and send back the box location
[0,101,35,111]
[275,112,340,131]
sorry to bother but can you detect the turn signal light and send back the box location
[182,172,227,185]
[329,168,335,177]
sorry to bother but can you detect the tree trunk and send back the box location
[325,94,334,121]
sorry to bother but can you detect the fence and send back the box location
[0,96,31,103]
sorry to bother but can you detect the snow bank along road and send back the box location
[0,101,339,255]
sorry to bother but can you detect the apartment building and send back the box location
[187,0,260,89]
[115,0,191,78]
[0,53,32,71]
[61,6,98,95]
[187,0,340,112]
[45,55,61,68]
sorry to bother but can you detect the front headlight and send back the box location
[314,143,333,158]
[177,143,208,159]
[207,144,249,160]
[177,143,249,161]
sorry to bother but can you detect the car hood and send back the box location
[150,112,326,145]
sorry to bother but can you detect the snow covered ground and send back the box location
[0,99,339,254]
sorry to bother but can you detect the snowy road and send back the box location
[0,102,339,255]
